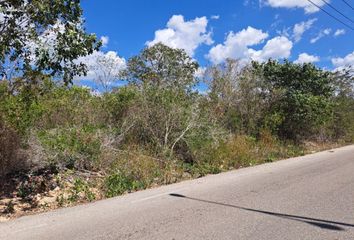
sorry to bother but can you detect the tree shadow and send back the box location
[169,193,354,231]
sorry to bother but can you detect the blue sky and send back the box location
[78,0,354,85]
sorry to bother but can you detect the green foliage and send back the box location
[252,60,334,140]
[121,83,202,160]
[1,27,353,209]
[328,68,354,141]
[0,79,47,135]
[126,43,199,90]
[206,59,270,135]
[104,171,146,198]
[37,85,105,128]
[208,135,257,168]
[331,97,354,141]
[68,178,96,202]
[37,127,102,170]
[102,86,138,125]
[0,0,100,84]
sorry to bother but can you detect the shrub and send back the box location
[37,127,102,170]
[36,86,106,129]
[252,60,334,140]
[189,135,257,176]
[68,178,96,202]
[0,89,45,136]
[101,86,138,125]
[104,171,140,197]
[0,119,24,177]
[103,148,185,197]
[122,85,201,160]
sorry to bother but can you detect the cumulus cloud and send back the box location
[147,15,213,56]
[75,50,126,83]
[248,36,293,62]
[262,0,327,13]
[310,28,331,43]
[334,29,346,37]
[100,36,109,47]
[294,53,320,64]
[207,26,293,64]
[293,18,317,42]
[332,51,354,70]
[211,15,220,20]
[207,26,269,64]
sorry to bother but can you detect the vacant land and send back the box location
[1,0,354,222]
[1,145,354,240]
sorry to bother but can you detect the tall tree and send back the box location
[123,44,204,160]
[330,67,354,140]
[252,60,334,140]
[206,59,271,135]
[125,43,199,91]
[0,0,100,85]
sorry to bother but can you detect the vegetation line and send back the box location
[0,0,353,221]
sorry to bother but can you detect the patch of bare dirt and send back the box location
[0,169,104,222]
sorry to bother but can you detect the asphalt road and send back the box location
[1,145,354,240]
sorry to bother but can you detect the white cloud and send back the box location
[332,51,354,70]
[211,15,220,20]
[147,15,213,56]
[263,0,328,13]
[248,36,293,62]
[293,18,317,42]
[310,28,331,43]
[207,26,293,64]
[194,67,207,79]
[75,51,126,84]
[294,53,320,64]
[207,26,269,64]
[334,29,346,37]
[100,36,109,47]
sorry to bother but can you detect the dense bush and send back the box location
[251,60,334,140]
[37,127,102,170]
[36,86,106,129]
[0,44,353,199]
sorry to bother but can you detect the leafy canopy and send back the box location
[0,0,100,84]
[125,43,199,90]
[252,60,334,140]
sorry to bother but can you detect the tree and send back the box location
[0,0,100,86]
[332,67,354,98]
[252,60,334,140]
[126,86,200,158]
[125,43,199,91]
[329,67,354,140]
[81,51,126,92]
[122,44,207,161]
[206,59,270,135]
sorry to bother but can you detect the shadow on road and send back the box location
[169,193,354,231]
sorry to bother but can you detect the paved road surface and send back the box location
[1,145,354,240]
